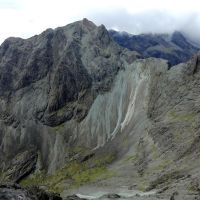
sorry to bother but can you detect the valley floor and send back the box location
[63,185,166,200]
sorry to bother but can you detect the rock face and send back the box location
[0,18,139,173]
[109,30,199,66]
[1,18,200,198]
[0,19,121,128]
[2,148,38,183]
[64,194,86,200]
[0,184,62,200]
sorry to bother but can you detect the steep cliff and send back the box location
[0,18,139,176]
[1,19,200,199]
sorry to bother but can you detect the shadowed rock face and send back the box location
[109,30,199,66]
[0,184,62,200]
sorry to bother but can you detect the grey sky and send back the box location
[0,0,200,44]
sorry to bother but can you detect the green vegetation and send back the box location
[20,153,116,193]
[137,180,149,192]
[69,146,91,157]
[151,143,159,160]
[0,170,4,182]
[94,154,115,166]
[72,166,115,186]
[123,154,138,163]
[52,123,65,132]
[168,111,196,122]
[188,179,200,192]
[151,159,172,172]
[20,170,46,188]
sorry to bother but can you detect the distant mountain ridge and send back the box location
[109,30,200,66]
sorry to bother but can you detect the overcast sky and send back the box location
[0,0,200,44]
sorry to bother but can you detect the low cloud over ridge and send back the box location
[0,0,200,44]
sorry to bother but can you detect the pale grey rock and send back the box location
[0,19,132,173]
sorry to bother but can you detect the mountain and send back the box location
[109,30,200,66]
[0,18,139,189]
[0,18,129,170]
[1,19,200,200]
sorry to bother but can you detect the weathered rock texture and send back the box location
[0,19,200,199]
[0,183,62,200]
[2,148,38,183]
[0,18,139,173]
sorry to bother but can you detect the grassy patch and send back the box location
[123,154,138,163]
[93,154,115,166]
[137,179,149,191]
[168,111,196,122]
[20,170,46,187]
[0,170,5,182]
[52,123,65,132]
[72,166,114,186]
[20,153,116,193]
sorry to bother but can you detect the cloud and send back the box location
[0,0,200,44]
[88,8,200,43]
[0,0,22,9]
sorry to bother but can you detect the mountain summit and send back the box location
[0,18,130,128]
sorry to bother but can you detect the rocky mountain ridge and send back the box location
[0,18,139,177]
[0,19,200,200]
[109,30,199,66]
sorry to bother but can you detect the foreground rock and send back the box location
[64,194,87,200]
[0,183,62,200]
[99,194,121,199]
[1,148,38,183]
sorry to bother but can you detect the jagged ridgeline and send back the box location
[0,19,200,199]
[109,30,200,66]
[0,18,139,188]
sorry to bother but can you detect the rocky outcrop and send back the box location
[0,19,139,174]
[99,194,121,199]
[1,148,38,183]
[0,183,62,200]
[0,19,122,128]
[64,194,87,200]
